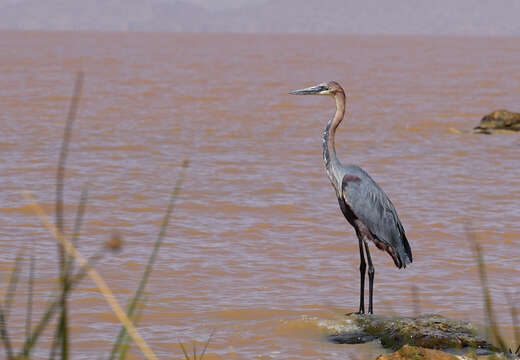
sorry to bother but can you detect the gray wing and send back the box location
[341,166,412,268]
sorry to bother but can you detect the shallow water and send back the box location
[1,31,519,359]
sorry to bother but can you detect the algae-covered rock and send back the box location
[328,314,496,353]
[376,344,459,360]
[474,110,520,134]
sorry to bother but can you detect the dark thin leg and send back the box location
[364,242,375,314]
[357,234,366,314]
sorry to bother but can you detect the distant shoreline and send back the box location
[1,28,520,40]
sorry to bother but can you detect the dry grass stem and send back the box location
[0,306,14,360]
[22,191,158,360]
[109,158,189,360]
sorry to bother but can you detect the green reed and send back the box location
[0,72,192,360]
[108,159,189,360]
[467,224,519,357]
[52,71,84,360]
[179,330,215,360]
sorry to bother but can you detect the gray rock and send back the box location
[329,330,377,344]
[474,110,520,134]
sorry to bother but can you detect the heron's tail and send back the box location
[399,233,413,269]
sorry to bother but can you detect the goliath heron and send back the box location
[289,81,412,314]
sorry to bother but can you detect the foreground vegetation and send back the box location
[0,73,201,360]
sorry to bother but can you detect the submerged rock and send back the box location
[327,314,496,353]
[330,330,377,344]
[474,110,520,134]
[376,344,458,360]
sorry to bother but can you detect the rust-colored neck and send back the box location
[322,89,346,193]
[328,90,346,154]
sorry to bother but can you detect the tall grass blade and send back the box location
[21,292,64,358]
[69,186,89,276]
[51,187,90,360]
[179,341,190,360]
[19,252,103,358]
[56,71,84,264]
[199,330,215,360]
[466,224,508,353]
[25,253,35,338]
[71,186,89,244]
[118,295,148,360]
[506,291,520,354]
[177,331,214,360]
[23,192,158,360]
[49,326,60,360]
[109,159,189,360]
[3,249,24,321]
[54,71,84,360]
[0,306,14,360]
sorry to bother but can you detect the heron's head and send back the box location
[289,81,344,96]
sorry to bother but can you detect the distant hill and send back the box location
[0,0,212,31]
[1,0,520,35]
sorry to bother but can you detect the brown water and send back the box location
[1,31,519,359]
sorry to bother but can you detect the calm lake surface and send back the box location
[1,31,519,359]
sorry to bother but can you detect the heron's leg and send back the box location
[357,233,366,314]
[363,242,375,314]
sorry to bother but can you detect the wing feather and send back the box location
[341,167,412,268]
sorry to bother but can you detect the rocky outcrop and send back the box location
[326,314,496,353]
[474,110,520,134]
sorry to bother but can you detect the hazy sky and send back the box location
[0,0,266,9]
[186,0,265,9]
[2,0,519,35]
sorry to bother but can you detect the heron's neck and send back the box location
[322,92,346,190]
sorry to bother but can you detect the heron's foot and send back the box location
[345,310,365,316]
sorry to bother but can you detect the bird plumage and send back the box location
[339,165,412,268]
[290,80,412,314]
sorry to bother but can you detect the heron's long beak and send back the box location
[289,84,328,95]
